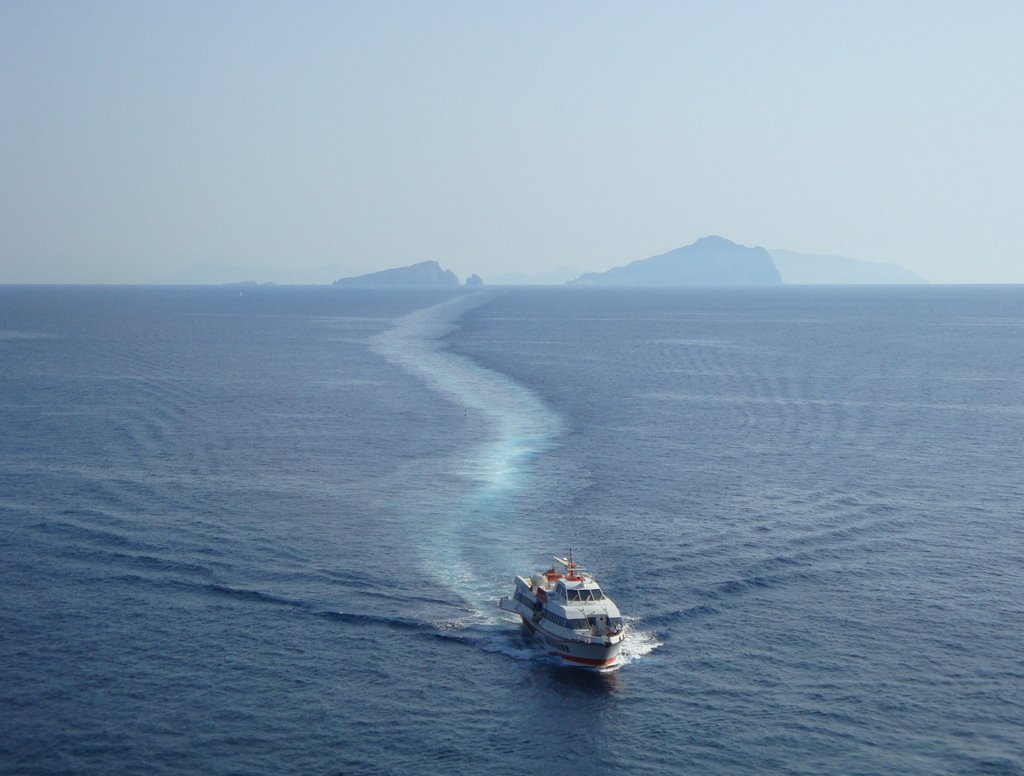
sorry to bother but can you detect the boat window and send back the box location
[567,589,579,601]
[544,610,571,628]
[579,589,593,602]
[591,589,604,601]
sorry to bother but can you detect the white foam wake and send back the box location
[617,621,663,666]
[370,294,663,670]
[467,622,662,672]
[371,292,564,617]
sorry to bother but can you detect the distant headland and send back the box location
[333,260,482,288]
[567,236,926,287]
[767,249,927,284]
[569,235,781,287]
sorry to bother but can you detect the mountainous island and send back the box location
[333,260,481,287]
[566,236,926,286]
[570,236,781,286]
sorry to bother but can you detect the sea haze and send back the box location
[1,285,1022,774]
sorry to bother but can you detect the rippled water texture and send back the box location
[1,285,1021,774]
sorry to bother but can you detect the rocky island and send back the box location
[570,236,782,287]
[333,260,482,287]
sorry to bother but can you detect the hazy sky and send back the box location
[3,1,1022,283]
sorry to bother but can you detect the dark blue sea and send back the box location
[1,285,1022,775]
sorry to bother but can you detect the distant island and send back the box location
[326,239,926,289]
[333,260,482,288]
[153,237,927,288]
[569,236,781,286]
[565,236,926,287]
[768,249,927,284]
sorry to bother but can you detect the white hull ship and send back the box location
[498,551,625,668]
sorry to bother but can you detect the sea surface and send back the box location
[1,284,1022,775]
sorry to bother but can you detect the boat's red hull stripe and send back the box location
[520,616,619,666]
[551,652,619,666]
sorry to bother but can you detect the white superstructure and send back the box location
[498,550,625,668]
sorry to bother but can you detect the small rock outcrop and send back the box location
[464,274,484,288]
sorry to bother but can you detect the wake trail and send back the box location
[371,292,563,617]
[370,292,661,667]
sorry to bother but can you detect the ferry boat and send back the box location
[498,550,625,667]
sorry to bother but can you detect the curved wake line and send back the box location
[369,292,662,670]
[370,292,564,613]
[373,293,562,495]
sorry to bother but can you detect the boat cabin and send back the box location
[554,579,606,603]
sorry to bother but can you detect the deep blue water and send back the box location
[1,284,1022,775]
